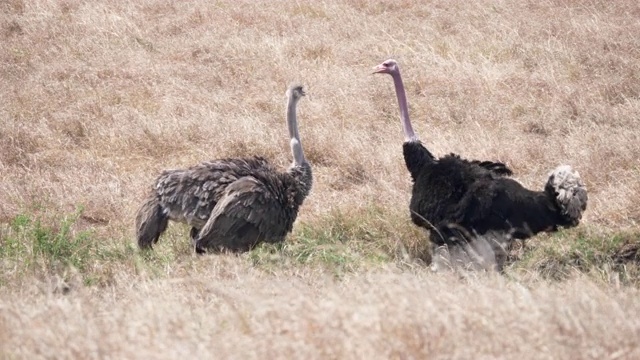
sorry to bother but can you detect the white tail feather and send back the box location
[547,165,588,223]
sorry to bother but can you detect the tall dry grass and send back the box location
[1,0,640,357]
[2,266,640,359]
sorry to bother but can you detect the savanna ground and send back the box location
[1,0,640,358]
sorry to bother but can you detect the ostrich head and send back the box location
[286,83,306,102]
[544,165,588,227]
[372,59,400,75]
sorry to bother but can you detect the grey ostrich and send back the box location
[135,84,312,253]
[373,59,588,270]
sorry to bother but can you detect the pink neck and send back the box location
[391,72,418,142]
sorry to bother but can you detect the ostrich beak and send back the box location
[372,64,387,74]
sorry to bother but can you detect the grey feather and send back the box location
[134,84,312,252]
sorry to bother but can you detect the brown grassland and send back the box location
[1,0,640,358]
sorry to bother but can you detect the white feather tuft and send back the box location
[547,165,588,223]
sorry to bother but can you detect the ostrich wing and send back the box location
[195,176,289,252]
[154,156,273,226]
[454,178,555,240]
[469,160,513,177]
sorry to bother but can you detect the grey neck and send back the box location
[287,98,306,166]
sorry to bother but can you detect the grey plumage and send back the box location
[135,84,312,253]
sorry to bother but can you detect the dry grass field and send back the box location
[1,0,640,358]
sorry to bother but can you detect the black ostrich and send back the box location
[373,59,588,270]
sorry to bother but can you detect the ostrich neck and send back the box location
[391,72,418,142]
[287,98,305,166]
[288,162,313,204]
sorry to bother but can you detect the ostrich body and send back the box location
[373,59,588,266]
[135,84,312,253]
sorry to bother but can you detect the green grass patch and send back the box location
[249,205,428,276]
[0,207,186,287]
[1,208,96,273]
[511,229,640,285]
[3,205,638,288]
